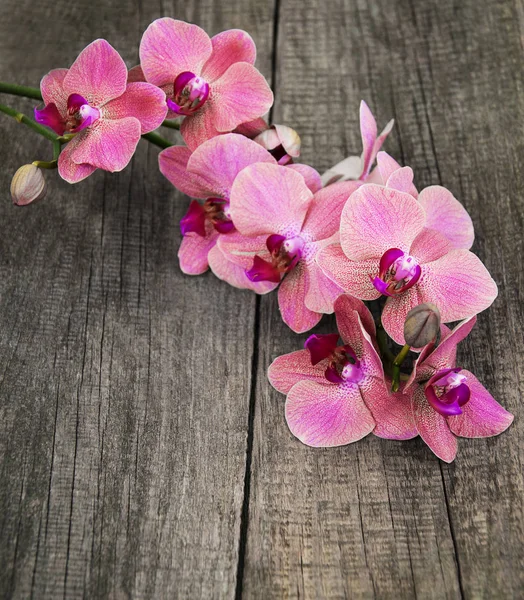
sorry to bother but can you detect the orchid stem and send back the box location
[161,120,180,130]
[391,344,411,392]
[0,103,60,142]
[0,82,43,101]
[141,131,172,149]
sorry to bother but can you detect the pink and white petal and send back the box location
[359,100,378,179]
[301,181,361,240]
[334,294,376,345]
[230,163,313,237]
[127,65,145,83]
[376,151,403,184]
[420,317,476,375]
[63,39,128,106]
[285,380,376,447]
[304,261,343,314]
[278,264,321,333]
[317,245,381,301]
[40,68,69,114]
[365,380,418,440]
[139,18,212,87]
[381,286,425,346]
[178,229,219,275]
[217,231,269,269]
[57,134,96,183]
[268,349,327,394]
[340,184,426,261]
[70,117,141,172]
[208,244,277,294]
[447,371,514,438]
[201,29,256,82]
[386,166,418,198]
[420,250,498,323]
[210,62,273,132]
[320,155,363,187]
[418,186,474,250]
[180,104,223,150]
[159,146,213,199]
[102,82,166,133]
[409,227,453,264]
[187,133,275,198]
[412,386,458,462]
[234,117,268,138]
[368,119,395,177]
[286,164,322,193]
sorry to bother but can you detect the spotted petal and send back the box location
[268,349,327,394]
[278,263,322,333]
[201,29,256,82]
[102,82,167,133]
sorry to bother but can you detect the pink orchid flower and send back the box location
[317,184,498,345]
[371,151,475,250]
[405,317,513,462]
[158,134,321,289]
[235,118,302,165]
[34,39,167,183]
[320,100,394,186]
[218,163,360,333]
[139,18,274,150]
[268,294,417,447]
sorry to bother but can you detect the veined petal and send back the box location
[366,381,418,440]
[268,349,327,394]
[179,101,223,150]
[334,294,376,347]
[304,260,343,314]
[217,231,269,269]
[201,29,256,82]
[381,286,425,346]
[57,134,96,183]
[447,370,514,438]
[102,82,167,133]
[285,380,375,447]
[409,227,453,264]
[360,101,394,179]
[40,68,69,115]
[63,39,128,107]
[386,166,418,198]
[178,227,219,275]
[286,164,323,193]
[208,245,277,293]
[159,146,213,199]
[230,163,313,237]
[418,186,474,250]
[278,263,322,333]
[340,184,426,261]
[139,18,212,87]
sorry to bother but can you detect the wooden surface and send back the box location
[0,0,522,598]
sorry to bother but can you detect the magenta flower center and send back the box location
[246,234,305,283]
[180,198,235,237]
[167,71,210,116]
[372,247,421,296]
[304,334,364,385]
[34,93,100,136]
[425,368,471,417]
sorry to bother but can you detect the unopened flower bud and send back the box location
[404,302,441,348]
[254,124,301,165]
[10,164,47,206]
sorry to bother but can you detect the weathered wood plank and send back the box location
[0,1,276,598]
[242,0,523,598]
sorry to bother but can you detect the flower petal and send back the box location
[301,181,360,240]
[334,294,376,344]
[40,68,69,114]
[209,62,273,132]
[57,134,96,183]
[419,249,498,323]
[70,117,141,172]
[278,264,321,333]
[230,163,313,237]
[286,163,322,193]
[217,231,269,268]
[102,82,167,133]
[159,146,213,198]
[366,381,418,440]
[234,117,268,138]
[317,244,381,300]
[447,370,514,438]
[340,184,426,261]
[139,18,212,87]
[285,379,375,447]
[304,260,343,314]
[360,101,394,179]
[208,244,277,293]
[380,286,425,346]
[63,39,128,107]
[178,227,219,275]
[268,349,328,394]
[127,65,145,83]
[320,155,363,186]
[201,29,256,82]
[179,103,223,150]
[412,386,458,462]
[187,133,275,198]
[418,186,474,250]
[386,166,418,197]
[409,227,453,264]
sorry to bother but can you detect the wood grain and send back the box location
[0,0,522,598]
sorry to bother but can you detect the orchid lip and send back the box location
[425,368,471,416]
[372,248,421,296]
[168,71,210,115]
[247,234,305,283]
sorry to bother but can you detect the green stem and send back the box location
[0,82,42,101]
[391,344,411,393]
[141,131,172,149]
[0,103,59,142]
[32,159,57,169]
[161,119,181,130]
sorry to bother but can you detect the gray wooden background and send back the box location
[0,0,523,598]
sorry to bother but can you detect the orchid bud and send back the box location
[254,124,301,165]
[10,164,47,206]
[404,302,441,348]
